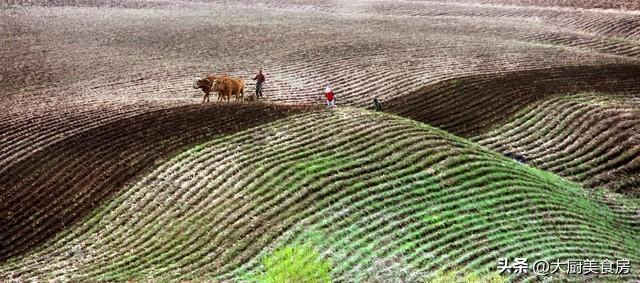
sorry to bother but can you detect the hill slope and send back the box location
[384,64,640,137]
[474,92,640,196]
[0,102,313,261]
[1,108,638,282]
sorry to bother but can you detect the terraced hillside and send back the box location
[474,92,640,196]
[384,63,640,137]
[0,102,314,261]
[1,109,638,282]
[384,64,640,197]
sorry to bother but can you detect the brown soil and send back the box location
[384,63,640,137]
[0,102,317,261]
[474,0,640,10]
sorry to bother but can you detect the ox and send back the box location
[194,75,245,103]
[193,75,228,103]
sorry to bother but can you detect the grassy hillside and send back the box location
[0,103,313,261]
[474,92,640,196]
[2,108,637,282]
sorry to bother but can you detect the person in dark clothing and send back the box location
[253,69,265,99]
[373,97,383,112]
[504,152,527,163]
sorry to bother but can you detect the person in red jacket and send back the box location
[325,86,335,107]
[253,69,265,99]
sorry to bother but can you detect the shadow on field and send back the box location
[385,63,640,137]
[0,102,317,262]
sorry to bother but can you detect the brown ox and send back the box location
[193,74,228,103]
[212,78,233,103]
[194,75,245,103]
[220,77,245,102]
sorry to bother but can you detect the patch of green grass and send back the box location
[243,244,332,283]
[187,144,206,156]
[293,155,353,178]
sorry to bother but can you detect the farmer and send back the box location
[373,97,383,111]
[253,69,265,99]
[325,86,335,107]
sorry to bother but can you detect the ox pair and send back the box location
[194,75,245,103]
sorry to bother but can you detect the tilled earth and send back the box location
[1,0,640,267]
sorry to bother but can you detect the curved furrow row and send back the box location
[517,32,640,58]
[385,63,640,137]
[474,92,640,196]
[375,1,640,40]
[0,103,313,261]
[464,0,640,10]
[0,99,189,172]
